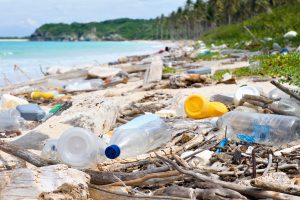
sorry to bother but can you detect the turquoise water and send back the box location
[0,41,163,86]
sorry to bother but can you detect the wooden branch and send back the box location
[84,166,171,185]
[89,184,190,200]
[108,170,180,186]
[271,80,300,101]
[263,154,273,176]
[0,140,53,167]
[157,155,300,200]
[242,95,273,104]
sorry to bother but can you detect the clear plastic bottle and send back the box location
[64,79,104,92]
[217,111,300,145]
[269,98,300,117]
[41,139,58,162]
[55,127,106,168]
[105,114,171,159]
[0,109,24,132]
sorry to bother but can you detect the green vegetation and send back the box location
[154,0,299,40]
[31,18,156,41]
[253,53,300,87]
[212,53,300,88]
[202,4,300,47]
[163,67,176,74]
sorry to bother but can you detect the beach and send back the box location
[0,40,299,200]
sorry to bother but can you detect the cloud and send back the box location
[19,18,40,28]
[0,0,187,36]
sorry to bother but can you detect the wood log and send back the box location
[157,155,300,200]
[251,172,300,196]
[89,185,189,200]
[0,140,52,167]
[156,185,247,200]
[0,69,88,94]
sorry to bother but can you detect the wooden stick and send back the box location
[157,155,300,200]
[0,140,52,167]
[108,170,180,186]
[271,80,300,101]
[263,154,273,176]
[89,184,190,200]
[13,64,31,80]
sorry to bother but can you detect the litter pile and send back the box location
[0,41,299,200]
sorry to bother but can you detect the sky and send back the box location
[0,0,187,37]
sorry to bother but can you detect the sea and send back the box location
[0,40,165,87]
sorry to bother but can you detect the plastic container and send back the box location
[0,94,28,110]
[64,79,104,92]
[184,95,228,119]
[31,91,55,100]
[217,111,300,145]
[186,67,212,75]
[269,99,300,117]
[105,114,171,159]
[268,88,300,100]
[0,109,24,132]
[234,86,261,105]
[16,104,46,121]
[41,139,58,161]
[56,127,106,168]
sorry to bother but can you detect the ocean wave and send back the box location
[0,51,14,57]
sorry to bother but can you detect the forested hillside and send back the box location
[30,0,300,41]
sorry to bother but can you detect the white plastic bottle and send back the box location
[41,139,59,161]
[217,111,300,145]
[105,114,171,159]
[269,98,300,117]
[64,79,104,92]
[54,127,106,168]
[0,109,24,132]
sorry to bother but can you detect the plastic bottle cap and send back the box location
[105,145,121,159]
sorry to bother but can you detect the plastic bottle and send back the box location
[0,109,24,132]
[234,86,261,106]
[217,111,300,145]
[105,114,171,159]
[56,127,106,168]
[16,104,46,121]
[0,94,29,110]
[64,79,104,92]
[186,67,212,75]
[269,98,300,117]
[41,139,58,162]
[31,91,55,100]
[268,88,300,100]
[184,95,228,119]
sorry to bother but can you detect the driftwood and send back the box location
[89,185,189,200]
[156,185,247,200]
[271,80,300,101]
[157,155,300,200]
[0,165,90,200]
[0,140,53,167]
[251,172,300,196]
[0,69,88,94]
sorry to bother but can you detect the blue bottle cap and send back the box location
[105,145,121,159]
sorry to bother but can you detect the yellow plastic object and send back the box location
[184,95,228,119]
[31,91,55,100]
